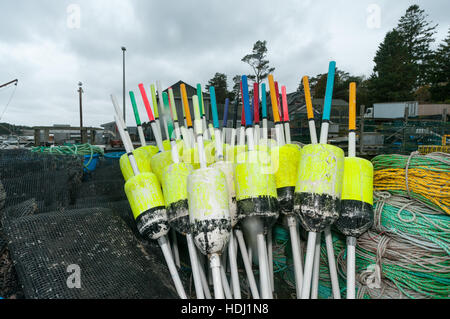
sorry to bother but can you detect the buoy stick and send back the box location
[192,95,207,169]
[209,86,223,161]
[168,88,182,140]
[242,75,271,298]
[318,61,341,299]
[111,95,186,299]
[129,91,146,146]
[267,231,274,292]
[287,216,304,298]
[186,233,205,298]
[261,83,268,140]
[303,76,318,144]
[238,81,246,146]
[180,84,195,148]
[222,98,230,144]
[196,84,209,140]
[220,263,232,299]
[253,84,260,144]
[281,86,291,144]
[162,91,182,267]
[228,232,241,299]
[311,233,321,299]
[300,231,317,298]
[319,62,336,144]
[347,82,357,299]
[230,95,239,152]
[235,229,260,299]
[157,81,170,141]
[150,84,163,145]
[138,84,164,152]
[268,75,285,145]
[157,235,187,299]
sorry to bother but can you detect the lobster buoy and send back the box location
[293,144,344,232]
[162,162,194,235]
[124,172,169,240]
[335,157,374,237]
[187,167,232,256]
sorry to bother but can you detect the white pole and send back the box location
[186,234,205,299]
[257,233,272,299]
[288,216,304,298]
[239,126,245,146]
[210,253,224,299]
[308,119,318,144]
[349,131,356,157]
[301,231,317,299]
[158,236,187,299]
[197,253,212,299]
[156,81,169,140]
[137,125,146,146]
[311,233,321,299]
[171,230,180,268]
[325,227,341,299]
[174,121,181,141]
[267,231,274,292]
[284,122,291,144]
[347,236,356,299]
[235,229,260,299]
[220,264,232,299]
[228,232,241,299]
[254,124,260,144]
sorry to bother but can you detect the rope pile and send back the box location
[372,152,450,215]
[31,144,104,170]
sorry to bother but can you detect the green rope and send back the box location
[31,143,104,170]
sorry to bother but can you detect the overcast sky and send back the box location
[0,0,448,128]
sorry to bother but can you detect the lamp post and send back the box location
[78,82,84,143]
[122,46,127,124]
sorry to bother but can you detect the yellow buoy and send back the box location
[162,162,194,234]
[293,144,344,232]
[124,172,169,240]
[335,157,374,237]
[150,151,173,183]
[120,147,152,181]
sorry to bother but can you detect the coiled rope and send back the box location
[31,143,104,170]
[372,152,450,215]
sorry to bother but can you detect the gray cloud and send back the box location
[0,0,448,127]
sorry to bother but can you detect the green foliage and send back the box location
[395,5,438,86]
[299,68,370,113]
[241,40,275,85]
[205,72,230,104]
[369,30,416,102]
[429,28,450,102]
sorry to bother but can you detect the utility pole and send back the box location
[0,79,18,89]
[78,82,85,143]
[122,46,127,124]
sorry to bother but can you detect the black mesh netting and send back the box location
[2,208,181,299]
[0,150,190,299]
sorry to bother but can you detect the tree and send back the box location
[241,40,275,85]
[429,28,450,102]
[205,72,229,104]
[227,75,242,102]
[395,5,437,86]
[368,30,416,102]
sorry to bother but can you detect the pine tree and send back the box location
[395,5,437,86]
[205,73,229,104]
[429,28,450,102]
[369,30,416,102]
[241,40,275,85]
